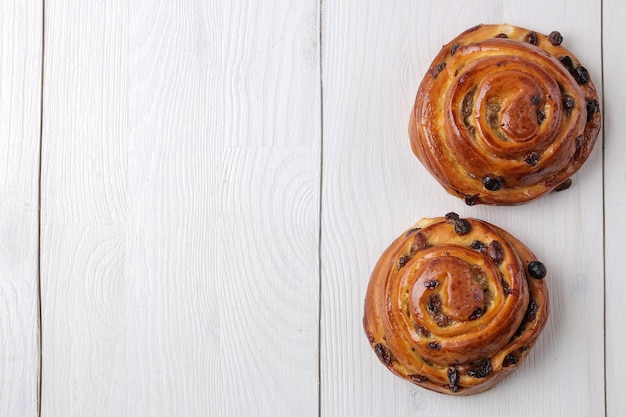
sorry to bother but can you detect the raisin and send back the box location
[503,354,519,367]
[530,95,540,105]
[470,240,487,254]
[450,43,460,56]
[548,31,563,45]
[574,66,590,85]
[409,374,428,383]
[432,62,447,78]
[398,255,410,270]
[462,93,473,116]
[586,99,599,122]
[528,261,547,279]
[562,95,576,117]
[575,135,584,148]
[433,311,451,327]
[405,227,420,237]
[454,219,471,236]
[428,341,442,350]
[445,212,472,235]
[471,265,488,286]
[445,212,460,223]
[554,179,572,192]
[536,109,546,125]
[464,194,478,206]
[525,299,539,322]
[488,240,504,265]
[374,343,392,365]
[524,152,540,167]
[483,174,504,191]
[495,33,508,38]
[572,144,584,163]
[467,359,493,378]
[559,55,575,73]
[501,278,512,295]
[411,232,429,253]
[414,325,431,338]
[514,323,526,338]
[428,294,442,313]
[448,367,460,392]
[562,95,575,109]
[424,280,439,289]
[468,307,483,321]
[525,31,538,45]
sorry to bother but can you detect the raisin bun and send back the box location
[409,24,601,205]
[363,213,549,395]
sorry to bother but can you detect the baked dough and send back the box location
[363,213,549,395]
[409,24,601,205]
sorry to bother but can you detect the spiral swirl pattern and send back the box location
[409,24,601,205]
[363,214,549,395]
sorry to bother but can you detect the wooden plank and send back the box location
[41,1,321,416]
[40,0,128,226]
[320,1,604,415]
[603,0,626,415]
[40,0,128,416]
[40,226,127,415]
[128,1,321,414]
[0,1,42,416]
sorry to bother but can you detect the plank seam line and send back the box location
[317,0,324,416]
[37,1,46,416]
[600,0,607,415]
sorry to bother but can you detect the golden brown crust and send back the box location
[363,214,549,395]
[409,24,601,205]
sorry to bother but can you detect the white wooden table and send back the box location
[2,0,624,416]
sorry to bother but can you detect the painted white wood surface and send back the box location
[0,1,41,416]
[40,0,129,415]
[40,0,320,416]
[604,0,625,415]
[321,1,604,416]
[5,0,626,415]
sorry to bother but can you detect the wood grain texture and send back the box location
[320,1,604,416]
[40,0,129,416]
[40,226,127,415]
[29,0,623,415]
[603,0,625,415]
[0,1,42,416]
[128,0,320,415]
[41,0,321,416]
[40,0,128,226]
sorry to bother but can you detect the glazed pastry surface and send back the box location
[409,24,601,205]
[363,213,549,395]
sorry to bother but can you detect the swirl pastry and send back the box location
[363,213,549,395]
[409,24,601,205]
